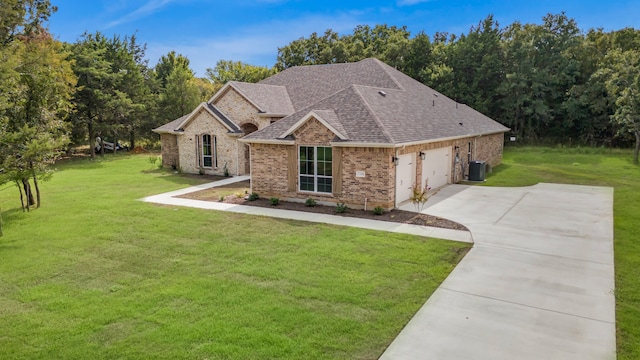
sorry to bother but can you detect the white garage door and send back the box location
[422,147,451,190]
[396,153,416,205]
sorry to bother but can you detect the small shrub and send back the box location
[235,191,244,198]
[148,155,162,169]
[198,167,205,175]
[305,198,317,207]
[373,206,384,215]
[269,197,280,206]
[248,192,259,201]
[410,180,431,212]
[218,195,225,202]
[223,162,230,177]
[335,203,348,213]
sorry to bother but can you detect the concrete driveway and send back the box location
[384,183,615,360]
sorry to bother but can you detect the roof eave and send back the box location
[239,138,295,145]
[152,129,183,135]
[257,113,289,118]
[393,130,509,148]
[330,141,395,148]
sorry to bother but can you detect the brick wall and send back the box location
[250,117,395,210]
[160,134,179,168]
[214,88,274,174]
[474,133,504,167]
[250,116,506,209]
[340,147,394,209]
[177,108,240,175]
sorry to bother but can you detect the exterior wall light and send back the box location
[419,151,426,160]
[391,156,399,166]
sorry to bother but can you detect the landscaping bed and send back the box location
[177,180,468,231]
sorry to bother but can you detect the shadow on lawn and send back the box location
[143,168,226,187]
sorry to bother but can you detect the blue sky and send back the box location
[49,0,640,77]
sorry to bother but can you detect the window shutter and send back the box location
[196,134,201,168]
[213,135,217,168]
[332,147,342,195]
[287,146,297,192]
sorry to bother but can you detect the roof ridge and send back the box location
[370,58,405,91]
[351,84,395,143]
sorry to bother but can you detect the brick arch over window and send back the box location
[240,122,259,174]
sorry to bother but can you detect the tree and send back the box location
[206,60,275,88]
[155,50,192,88]
[160,66,200,121]
[446,15,504,117]
[599,49,640,163]
[69,33,114,158]
[0,31,76,209]
[0,0,56,45]
[70,32,153,155]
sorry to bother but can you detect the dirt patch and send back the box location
[178,181,468,232]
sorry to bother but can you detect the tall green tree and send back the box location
[160,66,200,121]
[155,50,192,88]
[0,0,74,213]
[0,31,76,209]
[70,32,114,158]
[599,49,640,163]
[206,60,275,87]
[446,15,504,117]
[70,32,153,155]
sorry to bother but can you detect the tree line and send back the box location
[1,1,639,224]
[276,15,640,160]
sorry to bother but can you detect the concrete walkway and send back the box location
[140,176,472,243]
[385,183,616,360]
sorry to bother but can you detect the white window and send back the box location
[299,146,332,193]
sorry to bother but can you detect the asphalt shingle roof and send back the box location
[244,58,508,144]
[152,103,240,134]
[153,115,188,134]
[229,82,294,115]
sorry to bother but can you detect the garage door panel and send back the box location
[396,153,415,205]
[422,147,451,190]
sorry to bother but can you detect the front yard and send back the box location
[0,154,468,359]
[1,146,637,359]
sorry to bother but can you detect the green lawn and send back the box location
[0,154,469,359]
[484,146,640,360]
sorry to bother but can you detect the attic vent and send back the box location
[433,93,438,97]
[459,122,464,126]
[378,91,386,97]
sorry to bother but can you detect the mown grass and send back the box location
[0,154,469,359]
[485,146,640,360]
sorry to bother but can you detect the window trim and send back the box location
[201,134,216,169]
[298,145,332,194]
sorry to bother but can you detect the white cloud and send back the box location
[146,13,362,76]
[397,0,432,5]
[105,0,176,29]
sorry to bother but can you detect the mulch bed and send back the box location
[179,184,468,231]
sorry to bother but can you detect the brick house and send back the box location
[154,58,509,209]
